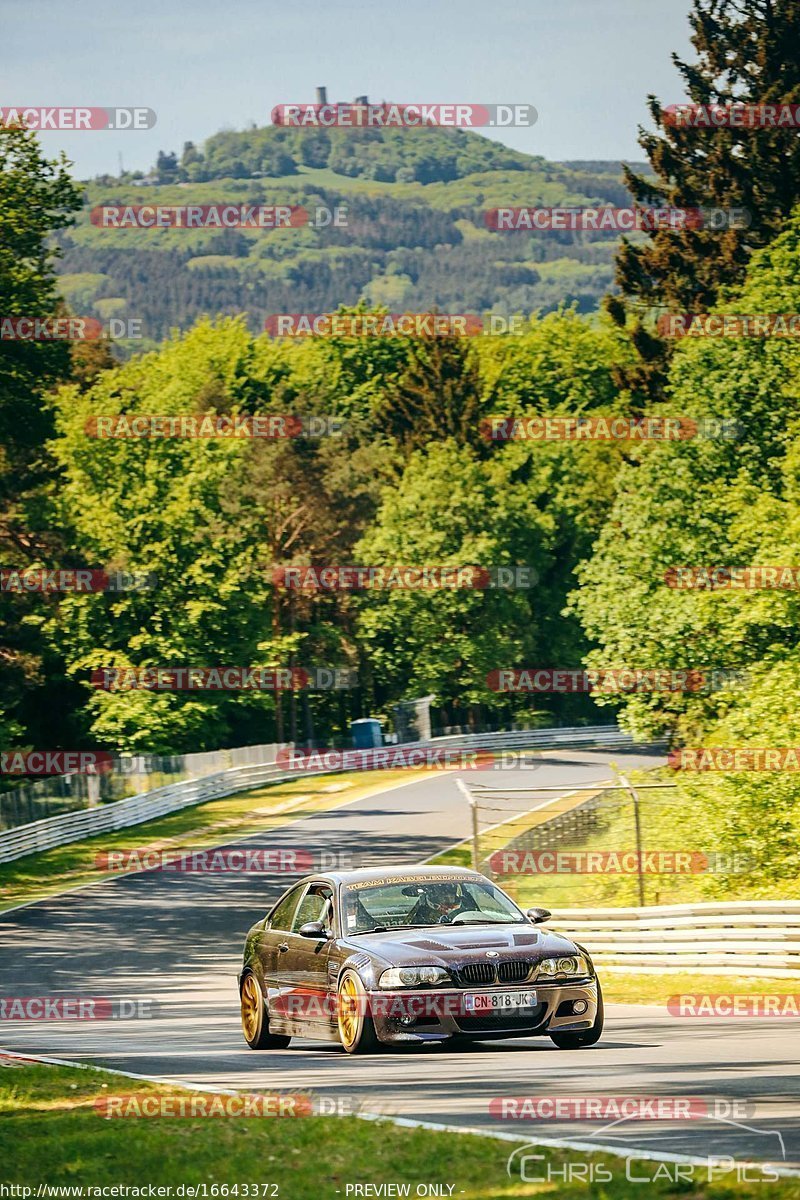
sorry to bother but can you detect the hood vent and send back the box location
[457,940,508,949]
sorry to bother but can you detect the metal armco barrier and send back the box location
[0,741,280,830]
[548,902,800,977]
[426,725,635,752]
[0,761,294,865]
[0,725,634,865]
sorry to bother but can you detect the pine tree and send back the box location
[380,336,484,452]
[608,0,800,398]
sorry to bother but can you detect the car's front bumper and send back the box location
[367,979,599,1044]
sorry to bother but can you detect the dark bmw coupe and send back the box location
[239,865,603,1053]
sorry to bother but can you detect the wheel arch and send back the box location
[336,952,380,990]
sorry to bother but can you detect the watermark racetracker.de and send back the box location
[0,569,156,592]
[93,847,354,874]
[663,102,800,128]
[668,994,800,1017]
[659,313,800,337]
[84,414,345,439]
[271,101,537,128]
[481,415,741,441]
[0,317,144,340]
[272,565,537,590]
[276,746,550,772]
[666,565,800,589]
[486,667,748,693]
[0,750,112,776]
[485,206,750,232]
[668,747,800,770]
[0,996,158,1019]
[94,1093,355,1117]
[90,204,346,229]
[487,849,754,875]
[0,107,156,130]
[263,313,527,337]
[90,667,357,691]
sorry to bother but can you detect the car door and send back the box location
[280,883,338,1037]
[256,883,305,1026]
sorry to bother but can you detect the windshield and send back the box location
[341,878,526,934]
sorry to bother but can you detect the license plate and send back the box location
[464,990,537,1013]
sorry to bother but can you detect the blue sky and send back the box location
[4,0,694,179]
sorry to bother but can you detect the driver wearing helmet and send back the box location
[411,882,471,924]
[430,883,462,919]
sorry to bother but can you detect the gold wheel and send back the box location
[241,973,262,1044]
[337,970,379,1053]
[240,971,292,1050]
[338,973,361,1051]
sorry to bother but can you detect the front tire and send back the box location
[337,969,380,1054]
[549,980,604,1049]
[240,971,291,1050]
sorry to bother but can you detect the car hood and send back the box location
[342,922,580,967]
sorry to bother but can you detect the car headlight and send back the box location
[378,966,451,988]
[536,955,589,978]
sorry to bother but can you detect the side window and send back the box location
[268,884,304,931]
[291,887,333,932]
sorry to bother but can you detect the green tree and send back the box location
[0,125,83,745]
[477,312,637,677]
[353,440,553,724]
[671,652,800,893]
[608,0,800,398]
[572,207,800,739]
[48,321,289,751]
[46,319,395,751]
[380,336,484,452]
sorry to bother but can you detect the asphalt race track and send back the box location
[1,749,799,1170]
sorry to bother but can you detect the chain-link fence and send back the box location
[457,769,692,908]
[457,778,617,872]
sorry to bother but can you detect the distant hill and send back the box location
[55,125,643,350]
[176,124,537,184]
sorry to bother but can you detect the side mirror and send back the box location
[526,907,551,924]
[298,920,329,939]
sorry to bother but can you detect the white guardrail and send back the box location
[0,725,633,865]
[423,726,637,752]
[549,902,800,977]
[0,760,295,865]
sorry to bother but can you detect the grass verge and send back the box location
[600,971,800,1006]
[1,1061,796,1198]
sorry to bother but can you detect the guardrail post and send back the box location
[612,764,646,907]
[86,769,100,808]
[456,779,481,874]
